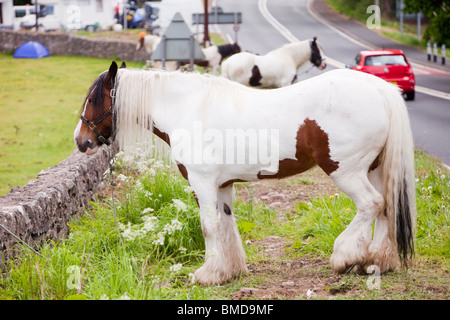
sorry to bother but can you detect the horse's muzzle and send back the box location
[75,137,99,156]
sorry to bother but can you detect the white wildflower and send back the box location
[179,247,187,254]
[152,232,165,246]
[172,199,187,212]
[99,294,110,300]
[169,263,183,272]
[118,293,131,300]
[116,174,131,182]
[184,185,194,193]
[163,219,183,235]
[141,216,158,233]
[142,207,154,214]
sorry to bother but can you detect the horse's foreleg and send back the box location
[329,172,384,274]
[190,178,248,285]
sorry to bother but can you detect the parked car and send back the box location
[347,49,415,100]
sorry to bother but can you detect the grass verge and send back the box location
[1,149,448,300]
[0,54,143,196]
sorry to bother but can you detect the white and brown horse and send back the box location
[74,61,416,285]
[221,37,327,88]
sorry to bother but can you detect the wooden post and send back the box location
[203,0,210,47]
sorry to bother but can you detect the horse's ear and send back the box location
[108,61,118,78]
[120,61,127,69]
[312,36,317,44]
[105,61,118,88]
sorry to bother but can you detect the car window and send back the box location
[364,55,407,66]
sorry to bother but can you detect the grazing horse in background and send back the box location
[136,32,161,56]
[197,42,241,75]
[221,37,327,88]
[136,32,240,74]
[74,61,416,285]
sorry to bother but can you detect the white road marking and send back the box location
[256,0,450,101]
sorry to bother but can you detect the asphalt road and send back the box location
[212,0,450,166]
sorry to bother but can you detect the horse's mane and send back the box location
[114,68,244,156]
[79,71,107,116]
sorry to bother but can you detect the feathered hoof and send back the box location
[193,264,249,286]
[357,250,402,274]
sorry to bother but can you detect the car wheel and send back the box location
[405,90,415,101]
[38,24,46,32]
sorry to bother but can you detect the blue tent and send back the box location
[13,41,50,59]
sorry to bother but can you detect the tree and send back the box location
[403,0,450,46]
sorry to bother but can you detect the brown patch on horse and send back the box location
[219,179,248,189]
[297,118,339,175]
[152,124,171,146]
[258,118,339,179]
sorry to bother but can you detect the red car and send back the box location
[348,49,415,100]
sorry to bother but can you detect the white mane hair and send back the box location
[113,68,242,157]
[273,40,312,67]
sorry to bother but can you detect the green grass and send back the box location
[1,148,447,300]
[0,54,143,196]
[0,49,448,300]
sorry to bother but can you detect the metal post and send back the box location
[234,12,238,43]
[162,35,166,69]
[213,0,218,24]
[433,42,438,62]
[190,35,194,71]
[417,11,421,40]
[123,0,127,31]
[399,0,403,36]
[427,41,431,61]
[35,0,39,30]
[442,44,446,65]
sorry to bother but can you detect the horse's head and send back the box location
[231,42,241,54]
[310,37,327,70]
[74,61,126,155]
[136,32,146,51]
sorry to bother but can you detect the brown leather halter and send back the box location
[79,88,115,146]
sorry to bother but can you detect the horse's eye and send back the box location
[88,98,92,103]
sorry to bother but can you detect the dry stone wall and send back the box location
[0,29,148,62]
[0,30,144,266]
[0,145,114,266]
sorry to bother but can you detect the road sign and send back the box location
[152,12,205,67]
[192,12,242,25]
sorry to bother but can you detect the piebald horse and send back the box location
[74,61,416,285]
[137,32,241,75]
[194,42,241,75]
[221,37,327,88]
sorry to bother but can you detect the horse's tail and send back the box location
[379,84,416,266]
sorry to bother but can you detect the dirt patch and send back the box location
[235,167,339,216]
[229,168,351,299]
[230,239,352,300]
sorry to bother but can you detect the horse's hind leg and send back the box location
[329,170,384,274]
[362,167,401,273]
[189,176,248,285]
